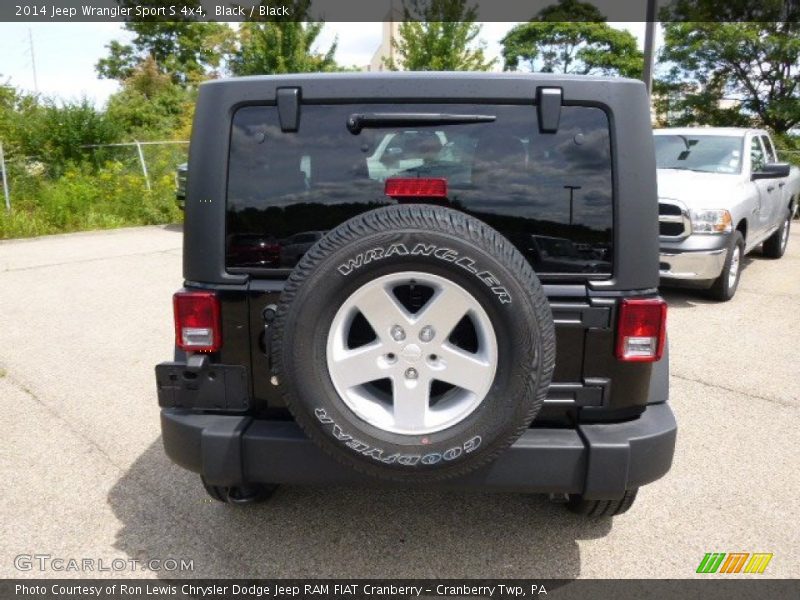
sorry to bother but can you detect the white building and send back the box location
[366,1,404,71]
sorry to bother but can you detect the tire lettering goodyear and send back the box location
[314,408,481,466]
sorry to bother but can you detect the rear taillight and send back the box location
[385,177,448,199]
[616,298,667,362]
[173,291,221,352]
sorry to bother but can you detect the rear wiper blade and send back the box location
[347,112,496,134]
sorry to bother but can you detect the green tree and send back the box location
[0,78,16,139]
[228,1,337,75]
[105,56,194,139]
[651,78,752,129]
[385,0,495,71]
[501,0,643,78]
[658,11,800,133]
[1,94,121,177]
[658,0,796,22]
[96,1,234,85]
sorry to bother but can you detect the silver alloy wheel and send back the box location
[728,245,741,289]
[781,217,790,251]
[326,271,498,435]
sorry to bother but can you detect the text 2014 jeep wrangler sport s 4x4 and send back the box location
[156,73,676,516]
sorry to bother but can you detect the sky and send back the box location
[0,21,658,107]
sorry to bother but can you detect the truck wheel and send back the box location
[708,232,744,301]
[566,488,638,517]
[762,211,791,259]
[272,205,555,482]
[201,477,277,504]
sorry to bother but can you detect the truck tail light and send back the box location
[385,177,448,200]
[173,291,221,352]
[616,298,667,362]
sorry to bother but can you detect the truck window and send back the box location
[750,137,766,171]
[760,135,777,163]
[654,135,742,174]
[227,103,614,276]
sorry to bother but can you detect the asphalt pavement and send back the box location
[0,224,798,579]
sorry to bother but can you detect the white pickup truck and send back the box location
[654,128,799,300]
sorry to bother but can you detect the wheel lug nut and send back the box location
[405,368,418,380]
[419,325,435,342]
[390,325,406,341]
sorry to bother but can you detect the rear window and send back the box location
[227,103,613,276]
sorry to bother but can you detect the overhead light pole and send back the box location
[643,0,658,95]
[564,185,581,225]
[1,142,10,211]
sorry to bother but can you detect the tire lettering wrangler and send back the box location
[337,243,511,304]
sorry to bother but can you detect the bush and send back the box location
[773,133,800,167]
[0,159,182,239]
[0,64,190,240]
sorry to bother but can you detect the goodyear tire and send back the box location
[272,205,555,481]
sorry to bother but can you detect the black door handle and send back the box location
[767,185,775,192]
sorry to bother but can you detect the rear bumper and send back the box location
[161,402,676,500]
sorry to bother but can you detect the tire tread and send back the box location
[271,205,555,482]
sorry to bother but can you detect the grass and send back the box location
[0,157,183,239]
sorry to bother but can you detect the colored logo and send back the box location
[696,552,773,574]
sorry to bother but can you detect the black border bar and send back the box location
[3,0,799,23]
[2,579,800,600]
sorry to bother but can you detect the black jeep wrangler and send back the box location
[156,73,676,516]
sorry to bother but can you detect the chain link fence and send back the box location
[0,139,188,238]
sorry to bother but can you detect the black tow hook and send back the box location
[262,304,278,324]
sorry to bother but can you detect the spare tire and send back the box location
[272,205,555,481]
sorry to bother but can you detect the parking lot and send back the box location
[0,224,798,579]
